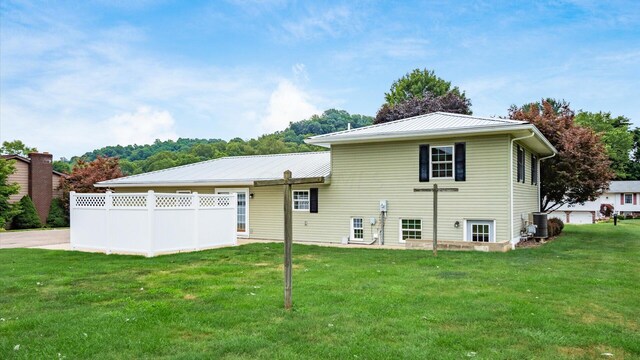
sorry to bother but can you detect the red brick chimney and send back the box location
[28,152,53,223]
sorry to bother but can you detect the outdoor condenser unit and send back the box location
[533,212,548,238]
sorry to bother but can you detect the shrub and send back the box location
[547,218,564,237]
[0,196,19,230]
[600,203,614,217]
[12,195,42,229]
[46,198,69,228]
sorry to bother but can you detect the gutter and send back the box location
[510,131,535,247]
[537,152,557,212]
[94,176,332,188]
[306,123,558,155]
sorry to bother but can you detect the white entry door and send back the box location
[215,188,249,236]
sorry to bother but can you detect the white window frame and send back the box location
[350,217,364,241]
[624,193,633,204]
[430,145,455,180]
[292,190,310,211]
[398,218,422,243]
[463,219,496,243]
[176,190,192,194]
[215,188,249,237]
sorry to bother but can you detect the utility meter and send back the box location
[379,200,388,212]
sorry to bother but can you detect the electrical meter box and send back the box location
[379,200,388,212]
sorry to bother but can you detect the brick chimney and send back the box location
[28,152,53,224]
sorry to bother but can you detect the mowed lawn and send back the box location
[1,222,639,359]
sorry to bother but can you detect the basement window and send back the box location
[466,220,495,243]
[292,190,310,211]
[399,219,422,242]
[351,218,364,241]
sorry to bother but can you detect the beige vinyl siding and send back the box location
[313,135,511,244]
[52,174,63,198]
[512,141,539,239]
[7,160,29,203]
[114,134,514,245]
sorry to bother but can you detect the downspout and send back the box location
[510,132,535,247]
[537,152,556,212]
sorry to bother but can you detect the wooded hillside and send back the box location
[69,109,373,175]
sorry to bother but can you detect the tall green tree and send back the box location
[376,69,471,124]
[630,128,640,180]
[574,111,634,179]
[509,100,613,211]
[0,158,21,229]
[53,160,72,174]
[384,68,468,106]
[0,140,37,157]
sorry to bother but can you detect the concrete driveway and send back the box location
[0,229,70,249]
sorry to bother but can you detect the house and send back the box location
[549,181,640,224]
[2,152,65,224]
[96,112,557,251]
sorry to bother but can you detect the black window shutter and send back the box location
[310,188,318,213]
[455,142,466,181]
[516,145,521,182]
[521,148,525,184]
[531,154,536,185]
[419,145,429,182]
[517,145,524,183]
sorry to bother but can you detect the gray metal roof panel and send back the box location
[97,151,331,186]
[306,112,526,143]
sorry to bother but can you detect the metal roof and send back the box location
[306,112,523,142]
[608,181,640,193]
[96,152,331,187]
[305,112,556,156]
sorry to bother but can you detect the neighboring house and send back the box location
[549,181,640,224]
[96,112,557,251]
[2,153,65,223]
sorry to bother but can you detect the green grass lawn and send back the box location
[1,221,639,359]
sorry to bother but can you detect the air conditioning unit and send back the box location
[532,212,548,238]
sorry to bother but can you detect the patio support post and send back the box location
[283,170,293,310]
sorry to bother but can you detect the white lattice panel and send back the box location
[155,195,193,208]
[112,195,147,207]
[74,195,106,208]
[199,195,233,208]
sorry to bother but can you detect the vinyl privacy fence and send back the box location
[70,191,237,256]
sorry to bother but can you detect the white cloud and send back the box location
[106,107,178,146]
[278,5,360,41]
[261,80,320,132]
[0,2,288,157]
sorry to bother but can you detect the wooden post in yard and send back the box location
[433,183,438,256]
[254,170,325,310]
[283,170,293,310]
[414,184,458,257]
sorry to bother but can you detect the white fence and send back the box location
[70,191,237,256]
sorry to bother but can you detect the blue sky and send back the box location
[1,0,639,159]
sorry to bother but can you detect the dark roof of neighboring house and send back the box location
[1,154,67,177]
